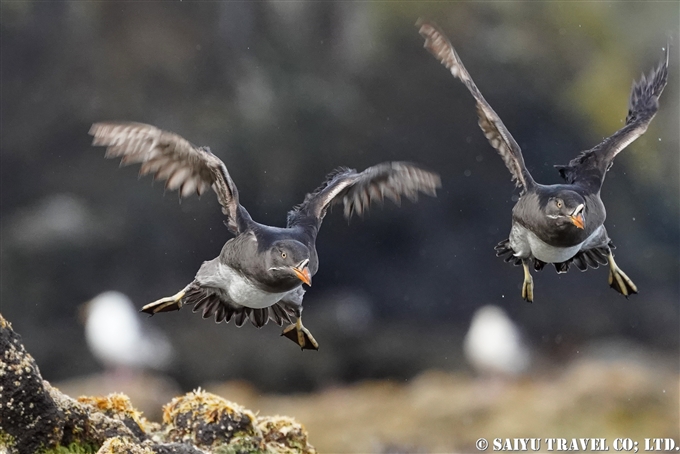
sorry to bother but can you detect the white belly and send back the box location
[526,231,582,263]
[210,263,288,309]
[511,224,604,264]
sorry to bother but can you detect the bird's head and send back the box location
[267,240,312,286]
[545,191,586,230]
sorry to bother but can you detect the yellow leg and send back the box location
[521,260,534,303]
[282,317,319,350]
[607,253,638,297]
[140,288,187,315]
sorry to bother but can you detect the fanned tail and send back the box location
[494,239,522,266]
[183,283,294,328]
[495,239,613,274]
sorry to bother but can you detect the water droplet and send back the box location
[464,169,472,177]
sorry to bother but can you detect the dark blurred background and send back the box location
[1,3,678,445]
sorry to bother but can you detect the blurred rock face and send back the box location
[1,2,678,391]
[8,193,100,250]
[463,305,530,377]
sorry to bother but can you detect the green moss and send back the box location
[38,442,99,454]
[213,438,267,454]
[0,431,16,450]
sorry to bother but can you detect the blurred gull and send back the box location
[84,291,174,372]
[463,305,530,377]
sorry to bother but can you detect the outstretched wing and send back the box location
[418,20,536,194]
[555,47,669,189]
[89,122,247,234]
[287,162,441,229]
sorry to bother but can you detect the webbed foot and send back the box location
[140,288,187,315]
[521,260,534,303]
[607,253,638,297]
[282,317,319,350]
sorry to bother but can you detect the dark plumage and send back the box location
[90,122,440,349]
[418,20,668,302]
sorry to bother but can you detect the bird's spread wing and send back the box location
[90,122,246,234]
[287,162,441,228]
[418,20,536,194]
[555,47,669,188]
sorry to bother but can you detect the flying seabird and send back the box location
[418,21,668,302]
[90,122,440,349]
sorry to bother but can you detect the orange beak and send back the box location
[570,213,585,229]
[292,266,312,286]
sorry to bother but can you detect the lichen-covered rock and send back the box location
[257,416,315,454]
[47,384,139,445]
[97,437,154,454]
[162,390,257,449]
[78,394,158,440]
[0,312,138,453]
[0,313,315,454]
[144,443,206,454]
[0,314,65,452]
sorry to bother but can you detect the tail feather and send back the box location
[573,255,588,271]
[172,283,300,328]
[202,297,220,320]
[234,310,247,327]
[214,304,227,323]
[554,244,614,274]
[494,239,616,275]
[495,239,522,266]
[191,294,211,313]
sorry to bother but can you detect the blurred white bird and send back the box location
[463,305,530,377]
[83,291,174,371]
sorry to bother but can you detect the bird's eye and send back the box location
[556,200,563,208]
[281,252,287,259]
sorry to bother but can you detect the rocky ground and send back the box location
[207,359,678,453]
[0,314,315,454]
[2,311,677,453]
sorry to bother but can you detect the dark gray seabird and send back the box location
[90,122,440,349]
[419,21,668,302]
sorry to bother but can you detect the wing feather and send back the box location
[418,20,536,194]
[287,161,440,228]
[90,122,246,234]
[555,47,669,188]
